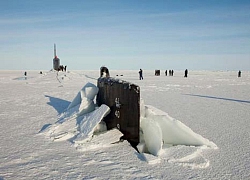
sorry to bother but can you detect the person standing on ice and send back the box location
[238,70,241,77]
[139,69,143,80]
[184,69,188,78]
[24,71,27,80]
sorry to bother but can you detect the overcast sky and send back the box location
[1,0,250,71]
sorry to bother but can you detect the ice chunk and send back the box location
[84,86,99,100]
[78,96,95,116]
[67,82,98,110]
[140,117,163,156]
[145,105,217,148]
[74,104,110,143]
[139,104,217,156]
[75,128,123,151]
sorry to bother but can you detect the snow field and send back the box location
[0,70,249,179]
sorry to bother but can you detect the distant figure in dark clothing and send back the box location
[139,69,143,80]
[64,65,67,72]
[24,71,27,80]
[171,70,174,76]
[165,70,167,76]
[238,70,241,77]
[169,70,172,76]
[184,69,188,77]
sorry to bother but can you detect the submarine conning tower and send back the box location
[53,44,60,71]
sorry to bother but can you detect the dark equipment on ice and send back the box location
[155,70,160,76]
[96,67,140,147]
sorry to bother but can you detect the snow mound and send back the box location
[42,82,217,159]
[42,83,111,144]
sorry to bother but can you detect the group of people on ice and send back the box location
[138,69,242,80]
[138,69,188,80]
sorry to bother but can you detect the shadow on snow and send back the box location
[184,94,250,104]
[45,95,71,114]
[38,123,52,133]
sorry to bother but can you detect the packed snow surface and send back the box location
[0,70,250,179]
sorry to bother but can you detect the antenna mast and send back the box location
[54,43,56,57]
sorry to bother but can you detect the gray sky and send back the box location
[1,0,250,70]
